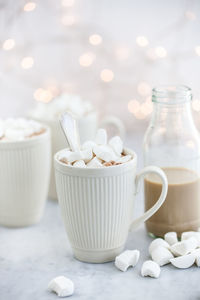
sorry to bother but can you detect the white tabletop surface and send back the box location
[1,133,200,300]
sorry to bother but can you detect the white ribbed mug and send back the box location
[0,127,51,227]
[54,148,168,263]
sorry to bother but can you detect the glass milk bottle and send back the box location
[143,85,200,237]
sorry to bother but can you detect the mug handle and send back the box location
[99,115,126,138]
[129,166,168,231]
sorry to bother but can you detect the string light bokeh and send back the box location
[0,0,200,132]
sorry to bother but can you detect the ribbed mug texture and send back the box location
[0,128,51,227]
[55,149,136,262]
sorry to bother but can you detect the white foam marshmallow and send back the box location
[190,249,200,266]
[170,237,198,256]
[67,151,83,163]
[164,232,178,246]
[170,254,195,269]
[81,149,93,163]
[48,276,74,297]
[115,250,140,272]
[81,140,96,151]
[87,157,103,168]
[73,160,86,168]
[93,145,117,162]
[95,128,107,145]
[116,155,132,164]
[141,260,161,278]
[151,246,174,266]
[181,231,200,247]
[109,136,123,156]
[0,118,44,142]
[149,238,170,256]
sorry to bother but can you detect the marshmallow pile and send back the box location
[114,230,200,279]
[59,128,132,168]
[0,118,45,142]
[31,93,93,121]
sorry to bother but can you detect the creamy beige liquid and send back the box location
[145,167,200,237]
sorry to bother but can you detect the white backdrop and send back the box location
[1,0,200,133]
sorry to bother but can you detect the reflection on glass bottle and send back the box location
[143,86,200,238]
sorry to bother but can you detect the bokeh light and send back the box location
[24,2,36,12]
[61,0,75,7]
[89,34,102,46]
[2,39,15,50]
[79,52,96,67]
[136,36,149,47]
[34,88,53,103]
[137,82,151,96]
[21,56,34,69]
[155,46,167,58]
[100,69,114,82]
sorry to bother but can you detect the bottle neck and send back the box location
[151,102,196,130]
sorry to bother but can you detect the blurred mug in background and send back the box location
[29,93,125,200]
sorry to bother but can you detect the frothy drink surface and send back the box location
[145,167,200,237]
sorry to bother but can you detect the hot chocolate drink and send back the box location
[145,167,200,237]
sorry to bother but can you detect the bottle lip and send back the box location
[152,85,192,104]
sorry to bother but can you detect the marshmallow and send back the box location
[170,237,198,256]
[0,118,44,142]
[48,276,74,297]
[93,145,116,162]
[191,249,200,266]
[151,246,174,266]
[170,254,195,269]
[115,250,140,272]
[73,160,86,168]
[116,155,132,164]
[67,151,83,163]
[81,149,93,163]
[149,238,170,256]
[82,140,96,151]
[109,136,123,156]
[141,260,161,278]
[181,231,200,247]
[87,157,103,168]
[95,128,107,145]
[164,232,178,246]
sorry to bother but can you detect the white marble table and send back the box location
[1,135,200,299]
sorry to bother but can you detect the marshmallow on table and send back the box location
[73,160,86,168]
[164,232,178,246]
[95,128,107,145]
[141,260,161,278]
[191,249,200,266]
[115,250,140,272]
[87,157,103,168]
[109,136,123,156]
[170,254,195,269]
[149,238,170,256]
[170,237,198,256]
[151,246,174,266]
[181,231,200,247]
[48,276,74,297]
